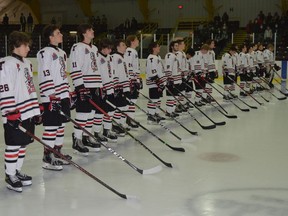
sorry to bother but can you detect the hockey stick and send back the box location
[259,76,287,100]
[139,91,198,135]
[227,75,263,106]
[204,80,250,112]
[191,78,229,114]
[213,80,257,109]
[173,86,226,126]
[60,111,162,174]
[190,79,237,119]
[174,87,230,122]
[251,76,286,101]
[106,99,185,152]
[165,87,217,129]
[17,125,135,200]
[88,98,173,168]
[273,70,288,93]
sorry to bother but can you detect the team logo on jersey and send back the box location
[24,67,35,94]
[85,48,90,54]
[59,56,67,79]
[90,52,98,72]
[16,63,20,72]
[118,58,122,64]
[167,65,170,69]
[52,53,58,60]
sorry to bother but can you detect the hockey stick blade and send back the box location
[18,125,134,200]
[142,165,163,175]
[168,145,185,152]
[214,121,226,126]
[200,123,216,130]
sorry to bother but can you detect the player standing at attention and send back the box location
[124,35,140,129]
[37,25,72,171]
[70,24,103,155]
[0,31,41,192]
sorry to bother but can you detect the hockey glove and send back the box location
[274,64,281,71]
[6,109,21,128]
[158,84,165,92]
[69,91,77,110]
[130,79,138,92]
[166,78,174,87]
[78,88,91,101]
[49,95,61,112]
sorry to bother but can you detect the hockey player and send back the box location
[175,39,188,110]
[237,44,249,96]
[124,35,140,129]
[255,43,266,91]
[69,24,103,155]
[37,25,72,170]
[145,41,166,124]
[193,44,209,106]
[221,46,237,100]
[263,44,275,88]
[246,44,257,94]
[111,39,130,134]
[164,41,180,118]
[0,31,41,192]
[93,38,118,142]
[206,39,218,102]
[185,47,195,104]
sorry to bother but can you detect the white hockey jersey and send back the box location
[206,50,216,72]
[238,52,249,73]
[221,53,235,74]
[256,50,265,64]
[69,42,102,89]
[111,52,130,93]
[145,54,166,88]
[98,52,114,95]
[263,49,274,66]
[164,52,181,84]
[124,47,140,80]
[175,51,188,77]
[0,54,40,123]
[194,51,207,74]
[37,45,70,103]
[247,53,256,73]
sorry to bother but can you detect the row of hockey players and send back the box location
[0,24,143,192]
[221,43,276,100]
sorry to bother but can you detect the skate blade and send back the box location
[42,163,63,171]
[21,180,32,186]
[87,147,101,152]
[7,184,22,192]
[73,150,89,156]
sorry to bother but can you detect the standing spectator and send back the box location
[222,12,229,23]
[101,15,107,31]
[20,13,26,32]
[264,26,273,42]
[51,17,56,25]
[27,13,33,32]
[131,17,138,30]
[2,13,9,25]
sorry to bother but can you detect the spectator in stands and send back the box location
[266,12,272,25]
[27,13,33,32]
[222,12,229,23]
[2,13,9,25]
[264,26,273,42]
[20,13,26,32]
[258,11,265,22]
[131,17,138,30]
[124,18,130,29]
[51,17,56,25]
[101,14,107,31]
[246,20,253,34]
